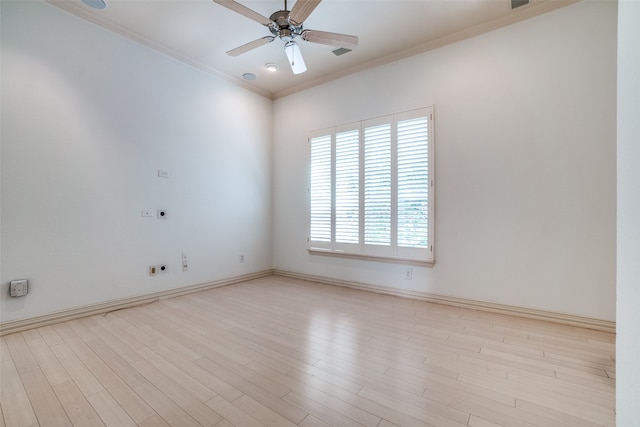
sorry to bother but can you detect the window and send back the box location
[309,107,434,263]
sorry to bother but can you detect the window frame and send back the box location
[307,106,435,265]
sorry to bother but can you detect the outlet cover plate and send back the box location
[404,268,413,280]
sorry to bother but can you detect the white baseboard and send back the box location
[1,269,615,336]
[0,270,273,336]
[273,269,616,334]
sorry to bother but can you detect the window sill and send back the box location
[307,247,435,266]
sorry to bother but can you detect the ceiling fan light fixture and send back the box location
[265,63,280,72]
[284,41,307,74]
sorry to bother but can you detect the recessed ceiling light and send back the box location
[265,63,279,72]
[242,73,257,81]
[82,0,107,10]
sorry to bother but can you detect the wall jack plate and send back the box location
[182,253,189,272]
[10,279,29,297]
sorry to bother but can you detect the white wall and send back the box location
[272,1,617,321]
[617,0,640,423]
[0,1,618,327]
[0,1,273,323]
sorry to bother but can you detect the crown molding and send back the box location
[272,0,580,99]
[45,0,275,99]
[45,0,578,100]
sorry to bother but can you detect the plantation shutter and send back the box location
[308,106,434,263]
[397,115,430,248]
[335,129,360,245]
[309,133,332,244]
[364,123,392,247]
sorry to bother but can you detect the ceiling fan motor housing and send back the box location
[269,10,303,42]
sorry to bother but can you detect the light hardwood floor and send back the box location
[0,276,616,426]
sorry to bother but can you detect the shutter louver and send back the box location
[364,124,392,246]
[310,134,332,242]
[397,117,429,248]
[335,129,360,244]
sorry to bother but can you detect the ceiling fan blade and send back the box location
[301,30,358,49]
[288,0,322,26]
[226,36,275,56]
[213,0,274,26]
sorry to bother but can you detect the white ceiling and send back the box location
[48,0,576,99]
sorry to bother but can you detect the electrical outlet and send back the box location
[404,267,413,280]
[10,279,29,297]
[158,264,168,274]
[239,254,245,263]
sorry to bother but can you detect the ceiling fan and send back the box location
[213,0,358,74]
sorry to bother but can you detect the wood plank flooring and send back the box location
[0,275,616,426]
